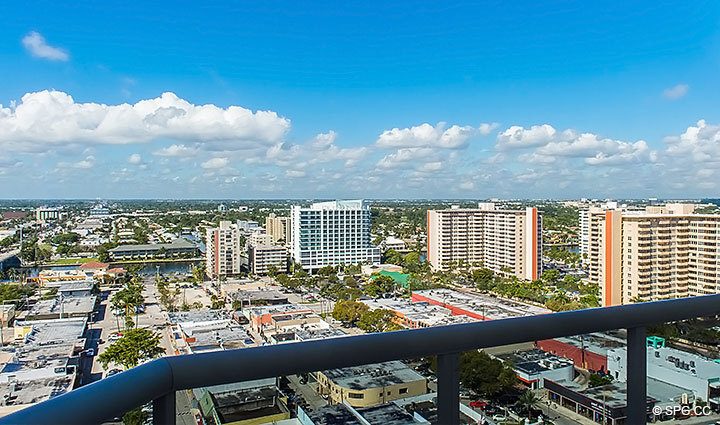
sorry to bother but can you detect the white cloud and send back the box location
[311,131,337,150]
[60,155,95,169]
[0,90,290,152]
[376,122,476,149]
[153,144,199,157]
[201,157,229,169]
[496,124,563,149]
[128,153,142,164]
[663,84,689,100]
[22,31,69,61]
[665,120,720,163]
[478,122,500,135]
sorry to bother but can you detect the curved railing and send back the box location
[3,294,720,425]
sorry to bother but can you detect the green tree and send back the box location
[357,309,401,333]
[458,351,517,398]
[332,300,369,326]
[364,275,396,297]
[588,373,613,388]
[517,390,540,417]
[98,328,164,370]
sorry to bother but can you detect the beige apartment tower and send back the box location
[265,213,291,245]
[583,203,720,306]
[205,221,242,279]
[426,203,542,281]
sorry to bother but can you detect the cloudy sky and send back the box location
[2,1,720,199]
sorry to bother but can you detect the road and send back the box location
[82,278,175,385]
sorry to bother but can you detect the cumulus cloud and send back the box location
[665,120,720,163]
[153,144,199,157]
[128,153,142,164]
[376,122,479,149]
[0,90,290,152]
[500,124,657,166]
[496,124,564,149]
[663,84,689,100]
[22,31,69,61]
[201,157,229,169]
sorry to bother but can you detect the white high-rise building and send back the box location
[290,200,381,272]
[426,203,542,281]
[205,221,242,279]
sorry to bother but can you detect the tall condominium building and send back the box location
[265,213,291,244]
[426,203,542,280]
[205,221,242,279]
[290,200,381,272]
[582,203,720,306]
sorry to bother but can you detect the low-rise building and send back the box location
[361,299,476,329]
[496,349,575,390]
[536,331,627,372]
[0,318,87,418]
[607,336,720,407]
[227,290,289,308]
[317,361,427,408]
[108,238,198,260]
[194,378,290,425]
[411,288,550,321]
[23,296,97,321]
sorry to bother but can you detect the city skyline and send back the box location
[2,2,720,199]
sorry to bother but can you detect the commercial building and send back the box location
[536,331,627,372]
[495,349,574,390]
[316,361,427,408]
[581,203,720,306]
[607,336,720,407]
[108,238,199,260]
[227,290,289,308]
[265,213,291,245]
[24,295,97,321]
[411,289,550,321]
[290,200,381,272]
[194,378,290,425]
[361,298,477,329]
[426,203,542,280]
[0,318,87,417]
[206,221,243,279]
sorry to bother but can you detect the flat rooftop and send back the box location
[168,309,227,325]
[322,361,425,390]
[552,331,627,356]
[26,296,96,317]
[362,299,477,328]
[0,375,73,408]
[496,349,574,375]
[412,289,550,320]
[229,290,288,303]
[244,303,311,318]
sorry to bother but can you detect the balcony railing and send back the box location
[3,295,720,425]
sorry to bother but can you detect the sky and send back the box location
[1,1,720,199]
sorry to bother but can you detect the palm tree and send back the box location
[518,390,539,418]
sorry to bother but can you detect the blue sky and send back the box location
[1,1,720,199]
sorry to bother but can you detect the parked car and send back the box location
[82,348,95,357]
[469,400,489,409]
[105,368,123,378]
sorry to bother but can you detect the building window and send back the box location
[399,388,408,394]
[348,392,364,399]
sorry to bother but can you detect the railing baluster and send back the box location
[437,352,460,425]
[626,326,647,424]
[152,391,176,425]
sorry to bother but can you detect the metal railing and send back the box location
[3,294,720,425]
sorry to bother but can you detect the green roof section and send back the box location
[646,335,666,349]
[370,270,410,288]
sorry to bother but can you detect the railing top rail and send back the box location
[4,294,720,425]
